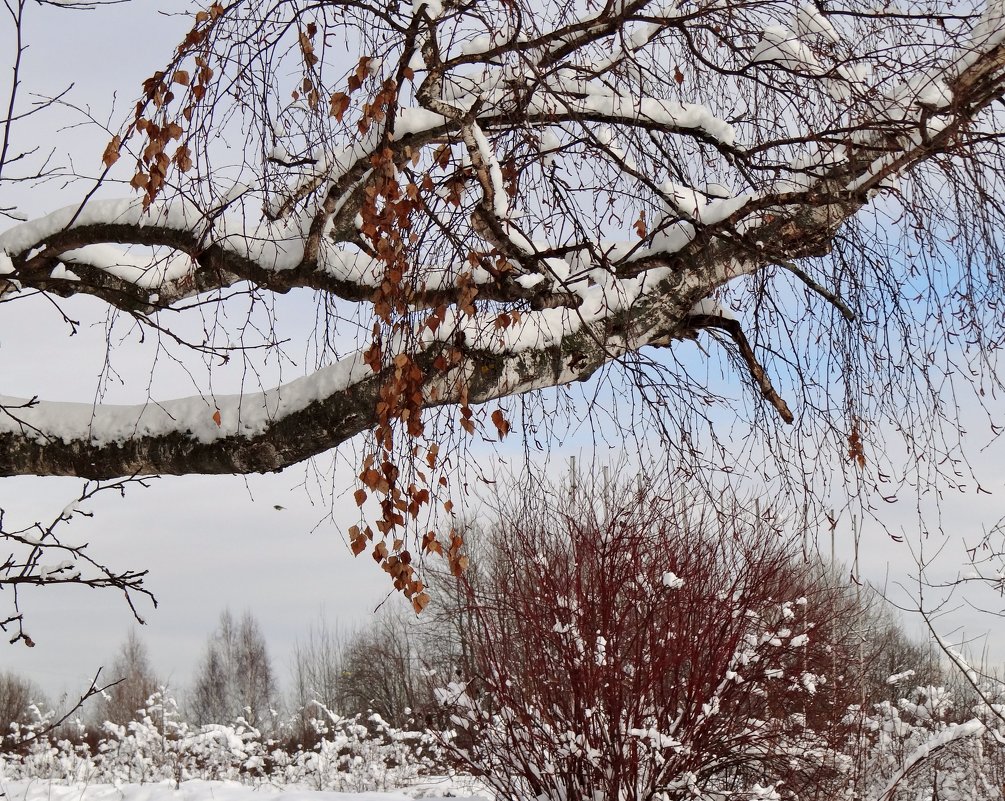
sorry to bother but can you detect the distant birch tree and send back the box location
[191,609,278,729]
[95,628,160,726]
[0,671,44,739]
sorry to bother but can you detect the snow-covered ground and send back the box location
[0,779,488,801]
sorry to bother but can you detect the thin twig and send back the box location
[778,261,855,322]
[688,313,795,424]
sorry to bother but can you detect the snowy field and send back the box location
[0,780,487,801]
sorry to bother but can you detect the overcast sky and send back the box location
[3,0,1005,709]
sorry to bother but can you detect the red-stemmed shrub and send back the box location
[437,474,847,801]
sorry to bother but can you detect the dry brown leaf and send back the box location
[102,136,122,168]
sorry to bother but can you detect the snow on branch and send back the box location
[871,719,987,801]
[4,0,1005,594]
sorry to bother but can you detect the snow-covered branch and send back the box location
[3,0,1005,596]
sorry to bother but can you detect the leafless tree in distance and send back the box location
[191,609,278,731]
[0,670,45,740]
[94,628,161,726]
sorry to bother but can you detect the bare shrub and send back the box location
[437,475,854,801]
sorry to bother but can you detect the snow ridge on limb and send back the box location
[0,261,704,476]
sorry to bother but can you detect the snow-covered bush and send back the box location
[840,682,999,801]
[435,480,852,801]
[272,704,446,791]
[0,692,445,792]
[1,704,95,783]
